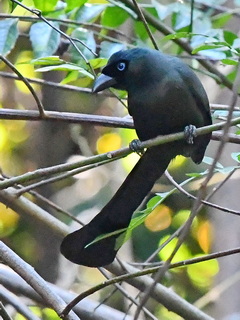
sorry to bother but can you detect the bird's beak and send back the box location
[92,74,117,93]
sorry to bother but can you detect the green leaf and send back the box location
[221,58,239,65]
[162,32,190,41]
[223,30,238,46]
[75,4,106,23]
[33,0,58,12]
[30,56,66,66]
[192,44,227,54]
[231,152,240,163]
[85,228,127,248]
[29,22,61,58]
[60,70,79,84]
[0,18,18,56]
[134,7,157,40]
[89,57,108,69]
[69,28,96,61]
[66,0,88,12]
[35,63,94,78]
[212,12,232,29]
[101,6,129,27]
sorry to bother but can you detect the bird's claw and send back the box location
[129,139,145,156]
[184,125,197,145]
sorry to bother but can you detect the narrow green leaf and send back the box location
[29,22,61,58]
[192,44,227,54]
[162,32,190,41]
[30,56,66,66]
[85,228,126,248]
[0,18,18,56]
[36,63,94,78]
[212,12,232,29]
[221,58,238,65]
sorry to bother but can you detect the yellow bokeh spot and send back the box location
[0,123,8,150]
[197,220,212,253]
[145,204,172,232]
[172,209,191,228]
[168,155,186,170]
[97,132,122,154]
[158,235,191,264]
[187,255,219,288]
[15,51,39,93]
[0,203,19,237]
[122,152,139,172]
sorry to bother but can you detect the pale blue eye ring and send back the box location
[117,62,126,71]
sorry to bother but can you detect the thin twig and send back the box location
[0,242,78,320]
[0,55,45,116]
[131,0,159,50]
[11,0,96,75]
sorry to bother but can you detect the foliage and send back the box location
[0,0,240,320]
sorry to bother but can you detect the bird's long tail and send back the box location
[60,145,176,267]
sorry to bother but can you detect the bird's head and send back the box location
[92,48,152,93]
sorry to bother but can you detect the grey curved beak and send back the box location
[92,74,117,93]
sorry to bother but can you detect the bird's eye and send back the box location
[117,62,126,71]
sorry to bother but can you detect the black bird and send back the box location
[60,48,212,267]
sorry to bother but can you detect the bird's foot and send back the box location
[129,139,145,156]
[184,125,197,145]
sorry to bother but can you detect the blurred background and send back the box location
[1,0,240,319]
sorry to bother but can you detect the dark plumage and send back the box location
[60,48,212,267]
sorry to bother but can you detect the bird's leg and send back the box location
[129,139,145,156]
[184,124,197,145]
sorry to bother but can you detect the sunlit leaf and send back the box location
[35,63,94,79]
[66,0,88,12]
[212,12,232,28]
[89,57,108,69]
[33,0,58,12]
[30,56,66,66]
[101,6,129,27]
